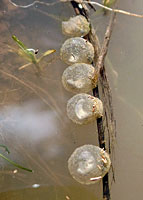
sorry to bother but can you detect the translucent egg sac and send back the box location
[67,93,103,125]
[62,63,98,93]
[68,144,111,185]
[60,37,94,65]
[62,15,90,37]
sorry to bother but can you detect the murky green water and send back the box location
[0,0,142,200]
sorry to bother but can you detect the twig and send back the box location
[96,13,116,73]
[97,13,117,144]
[83,1,143,18]
[18,63,32,70]
[96,13,116,200]
[9,0,143,18]
[9,0,60,8]
[68,0,143,18]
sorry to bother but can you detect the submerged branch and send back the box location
[84,1,143,18]
[9,0,143,18]
[96,13,116,200]
[63,0,143,18]
[96,13,116,73]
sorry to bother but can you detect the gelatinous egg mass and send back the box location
[62,63,98,93]
[60,37,94,65]
[67,93,103,125]
[62,15,90,37]
[68,145,111,185]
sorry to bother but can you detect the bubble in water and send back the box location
[67,93,103,125]
[68,144,111,185]
[62,63,98,93]
[60,37,94,65]
[62,15,90,37]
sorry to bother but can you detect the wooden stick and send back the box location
[84,1,143,18]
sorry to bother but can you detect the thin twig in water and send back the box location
[83,1,143,18]
[97,13,117,141]
[9,0,143,18]
[63,0,143,18]
[95,12,117,188]
[96,13,116,73]
[9,0,60,8]
[33,7,63,22]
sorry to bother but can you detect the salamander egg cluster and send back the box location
[60,15,110,185]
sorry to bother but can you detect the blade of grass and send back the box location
[37,49,56,63]
[0,153,32,172]
[12,35,27,51]
[18,63,32,70]
[0,145,10,154]
[12,35,37,64]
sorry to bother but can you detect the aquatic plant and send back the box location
[67,93,103,125]
[68,144,111,185]
[103,0,116,7]
[0,144,32,172]
[11,35,56,74]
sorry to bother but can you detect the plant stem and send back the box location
[0,145,10,154]
[0,153,32,172]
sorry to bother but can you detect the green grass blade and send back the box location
[0,153,32,172]
[12,35,27,51]
[0,144,10,154]
[12,35,37,63]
